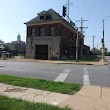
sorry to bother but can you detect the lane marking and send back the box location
[54,68,71,82]
[83,67,90,86]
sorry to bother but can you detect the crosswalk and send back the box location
[83,67,90,85]
[54,67,90,86]
[54,68,71,82]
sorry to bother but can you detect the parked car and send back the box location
[0,51,11,58]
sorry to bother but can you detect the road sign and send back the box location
[70,20,75,26]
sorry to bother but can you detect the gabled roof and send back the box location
[25,9,61,24]
[24,8,80,34]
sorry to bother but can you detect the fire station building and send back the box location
[25,9,90,60]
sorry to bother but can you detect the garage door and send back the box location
[36,45,48,60]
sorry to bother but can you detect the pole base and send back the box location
[100,58,105,62]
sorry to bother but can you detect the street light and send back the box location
[102,16,110,61]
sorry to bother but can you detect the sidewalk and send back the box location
[59,86,110,110]
[5,56,109,65]
[0,83,110,110]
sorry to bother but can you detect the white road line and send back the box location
[83,67,90,86]
[54,68,71,82]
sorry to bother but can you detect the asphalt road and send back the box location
[0,57,110,87]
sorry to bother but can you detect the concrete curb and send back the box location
[56,62,109,66]
[1,58,109,66]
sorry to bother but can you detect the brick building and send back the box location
[25,9,90,60]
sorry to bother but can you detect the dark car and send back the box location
[0,51,11,58]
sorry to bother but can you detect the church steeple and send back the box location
[17,33,21,42]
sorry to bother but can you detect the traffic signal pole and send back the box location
[101,16,110,62]
[102,19,105,61]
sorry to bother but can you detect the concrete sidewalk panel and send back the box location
[76,86,101,98]
[2,86,30,99]
[102,87,110,99]
[42,92,71,105]
[23,89,51,103]
[0,83,12,92]
[59,95,109,110]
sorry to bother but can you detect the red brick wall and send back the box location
[27,22,82,59]
[27,23,61,37]
[60,24,78,58]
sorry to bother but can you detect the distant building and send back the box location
[25,9,90,60]
[83,45,90,55]
[5,34,25,53]
[0,40,5,50]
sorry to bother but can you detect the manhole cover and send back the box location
[4,88,28,92]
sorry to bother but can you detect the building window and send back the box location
[50,26,55,36]
[31,28,35,36]
[46,15,52,20]
[40,27,45,36]
[40,16,45,20]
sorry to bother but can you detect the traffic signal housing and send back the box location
[63,6,67,17]
[102,38,104,45]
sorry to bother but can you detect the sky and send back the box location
[0,0,110,51]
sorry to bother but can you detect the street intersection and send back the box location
[0,58,110,87]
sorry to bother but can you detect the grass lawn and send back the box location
[0,95,71,110]
[0,74,81,95]
[65,55,97,62]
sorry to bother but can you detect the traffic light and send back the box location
[102,38,104,45]
[63,6,67,17]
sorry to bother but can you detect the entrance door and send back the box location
[36,45,48,60]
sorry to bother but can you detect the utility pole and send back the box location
[75,28,79,62]
[92,36,96,55]
[67,0,72,22]
[76,17,88,58]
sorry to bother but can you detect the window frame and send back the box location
[31,27,35,36]
[39,27,45,37]
[49,26,55,36]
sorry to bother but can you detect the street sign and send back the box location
[70,20,75,26]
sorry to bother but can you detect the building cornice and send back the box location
[25,20,61,26]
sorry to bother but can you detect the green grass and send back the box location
[0,74,81,95]
[65,55,97,62]
[0,95,71,110]
[79,55,97,62]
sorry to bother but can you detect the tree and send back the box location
[91,48,101,55]
[106,51,110,56]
